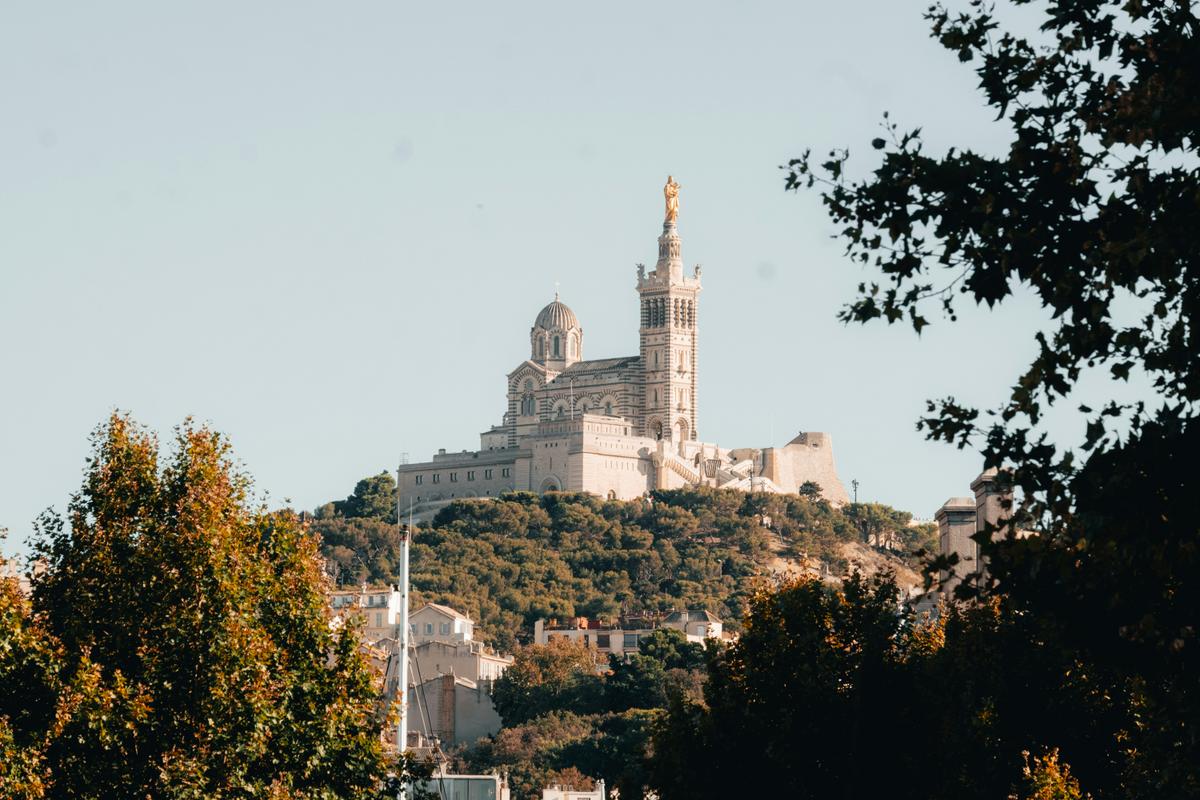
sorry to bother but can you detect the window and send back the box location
[432,474,440,484]
[467,471,475,481]
[537,339,544,358]
[597,634,611,649]
[375,613,382,627]
[623,633,639,650]
[424,623,433,635]
[440,622,450,635]
[485,468,493,479]
[552,336,560,357]
[653,351,659,367]
[604,402,613,415]
[449,472,458,482]
[501,467,511,478]
[415,474,423,485]
[524,379,533,391]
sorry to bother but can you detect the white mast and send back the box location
[396,478,411,758]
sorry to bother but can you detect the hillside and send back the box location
[311,477,935,650]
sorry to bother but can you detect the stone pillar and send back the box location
[935,497,977,599]
[971,468,1011,533]
[652,443,668,490]
[971,468,1013,580]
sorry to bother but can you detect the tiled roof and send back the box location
[418,602,474,622]
[554,356,641,378]
[664,609,722,624]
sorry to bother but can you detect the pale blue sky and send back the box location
[2,2,1093,555]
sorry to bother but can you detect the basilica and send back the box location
[396,179,849,518]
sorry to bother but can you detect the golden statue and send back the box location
[664,175,680,223]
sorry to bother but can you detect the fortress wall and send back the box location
[767,432,851,505]
[397,450,520,511]
[578,450,652,500]
[577,425,654,500]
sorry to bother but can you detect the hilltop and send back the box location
[311,477,935,650]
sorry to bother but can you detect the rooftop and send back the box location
[416,602,474,622]
[553,355,641,378]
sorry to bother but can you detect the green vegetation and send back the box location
[312,485,931,651]
[647,573,1121,799]
[776,1,1200,797]
[464,631,705,800]
[308,481,929,799]
[0,414,411,799]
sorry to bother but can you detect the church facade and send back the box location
[397,180,849,518]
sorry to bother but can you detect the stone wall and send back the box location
[761,432,851,505]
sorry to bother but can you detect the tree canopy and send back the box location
[782,0,1200,796]
[1,413,403,799]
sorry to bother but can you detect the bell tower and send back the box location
[638,176,701,444]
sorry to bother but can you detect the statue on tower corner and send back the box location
[664,175,680,223]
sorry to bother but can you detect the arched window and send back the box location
[553,336,561,357]
[521,394,535,415]
[524,379,533,392]
[604,402,613,416]
[537,339,544,358]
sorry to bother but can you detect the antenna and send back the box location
[851,478,859,505]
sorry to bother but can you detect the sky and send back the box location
[1,1,1094,556]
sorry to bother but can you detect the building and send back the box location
[409,770,510,800]
[412,639,512,683]
[662,608,723,639]
[543,780,606,800]
[533,609,724,658]
[328,584,402,644]
[935,468,1014,599]
[397,178,850,520]
[411,602,475,643]
[329,594,513,685]
[406,673,504,747]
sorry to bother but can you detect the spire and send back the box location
[656,176,684,280]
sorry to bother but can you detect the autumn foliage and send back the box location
[1,413,398,799]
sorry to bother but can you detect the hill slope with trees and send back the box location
[311,476,935,650]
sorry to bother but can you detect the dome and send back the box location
[534,296,579,331]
